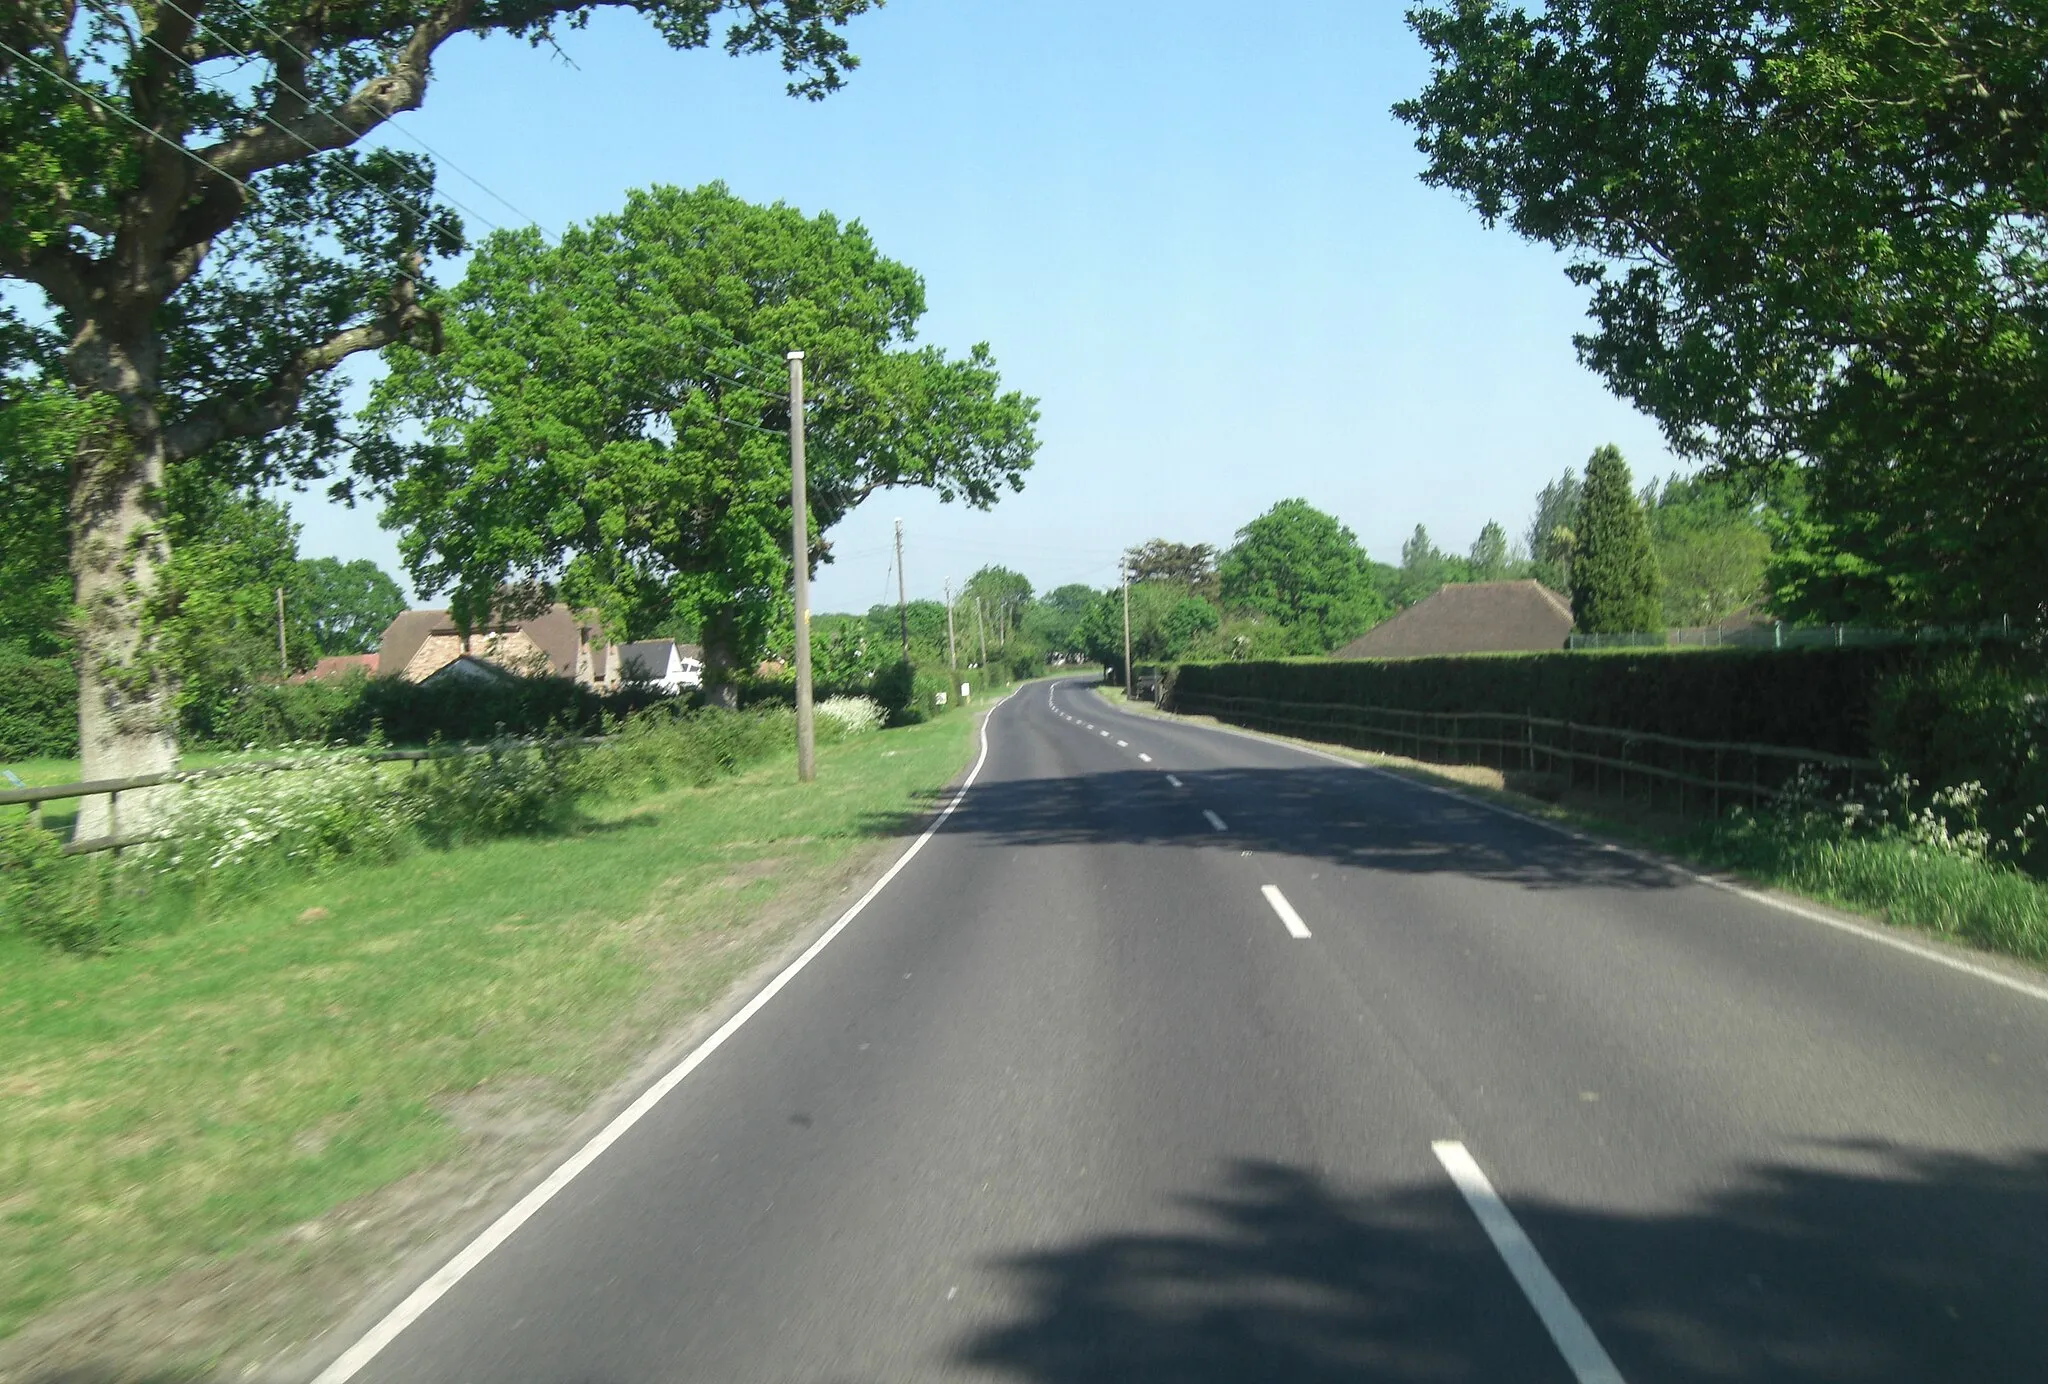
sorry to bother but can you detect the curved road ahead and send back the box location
[325,678,2048,1383]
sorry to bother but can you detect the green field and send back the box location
[0,709,979,1355]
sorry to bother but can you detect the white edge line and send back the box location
[312,690,1022,1384]
[1260,884,1312,939]
[1141,704,2048,1007]
[1433,1141,1626,1384]
[1203,809,1228,832]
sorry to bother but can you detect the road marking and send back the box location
[1166,774,1183,787]
[1260,884,1312,939]
[1116,739,1128,747]
[1100,730,1111,738]
[1203,809,1228,832]
[1433,1141,1626,1384]
[309,695,1023,1384]
[1138,753,1152,762]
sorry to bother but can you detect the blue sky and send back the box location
[280,0,1680,614]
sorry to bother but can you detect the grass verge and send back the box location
[0,708,979,1372]
[1104,688,2048,970]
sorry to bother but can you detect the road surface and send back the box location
[325,678,2048,1383]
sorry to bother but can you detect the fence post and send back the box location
[1712,748,1721,819]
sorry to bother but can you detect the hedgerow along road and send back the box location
[313,678,2048,1384]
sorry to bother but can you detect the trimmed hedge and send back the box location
[0,650,76,760]
[182,671,677,749]
[1158,644,2041,759]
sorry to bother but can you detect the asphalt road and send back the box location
[329,678,2048,1383]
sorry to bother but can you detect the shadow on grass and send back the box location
[955,1147,2048,1383]
[862,763,1685,894]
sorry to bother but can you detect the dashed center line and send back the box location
[1116,739,1128,747]
[1166,774,1183,788]
[1434,1141,1627,1384]
[1138,753,1152,763]
[1203,809,1228,832]
[1259,885,1312,939]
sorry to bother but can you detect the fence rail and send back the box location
[1566,619,2016,651]
[1168,691,1880,819]
[3,738,608,856]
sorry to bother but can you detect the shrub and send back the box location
[0,649,76,760]
[816,696,884,738]
[872,660,918,725]
[147,750,420,879]
[406,737,584,847]
[1870,655,2048,863]
[0,813,135,952]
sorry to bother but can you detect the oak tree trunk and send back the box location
[67,339,177,840]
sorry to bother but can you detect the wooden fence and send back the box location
[1,739,607,856]
[1167,691,1880,820]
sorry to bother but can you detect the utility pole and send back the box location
[976,597,988,668]
[275,586,288,676]
[788,350,815,783]
[944,578,958,672]
[893,517,909,660]
[1121,563,1134,697]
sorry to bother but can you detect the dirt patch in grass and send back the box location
[0,713,981,1384]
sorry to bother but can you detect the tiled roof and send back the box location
[1335,580,1573,659]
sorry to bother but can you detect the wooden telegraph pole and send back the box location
[944,578,958,672]
[787,351,815,783]
[893,518,910,660]
[1121,563,1134,697]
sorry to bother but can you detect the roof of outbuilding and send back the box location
[1334,580,1574,659]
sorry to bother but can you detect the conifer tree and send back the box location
[1570,446,1661,633]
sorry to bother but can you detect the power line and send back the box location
[184,0,552,235]
[0,37,259,201]
[138,29,497,236]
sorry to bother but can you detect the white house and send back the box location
[613,639,704,693]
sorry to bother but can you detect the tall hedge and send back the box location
[1161,645,2021,758]
[0,650,77,760]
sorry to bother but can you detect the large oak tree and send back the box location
[360,183,1038,697]
[1,0,873,833]
[1399,0,2048,625]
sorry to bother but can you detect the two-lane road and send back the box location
[323,679,2048,1383]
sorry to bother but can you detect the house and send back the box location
[287,652,378,684]
[377,603,612,686]
[419,654,520,686]
[611,639,704,692]
[1334,580,1574,659]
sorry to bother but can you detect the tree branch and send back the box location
[163,257,441,461]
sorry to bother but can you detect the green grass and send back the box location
[0,710,979,1344]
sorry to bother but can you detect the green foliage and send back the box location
[296,558,407,655]
[1218,499,1390,652]
[156,479,320,729]
[870,659,919,725]
[1467,520,1511,581]
[1393,524,1474,606]
[1399,0,2048,625]
[0,648,76,760]
[1870,655,2048,864]
[1021,584,1097,657]
[365,183,1037,675]
[1688,794,2048,962]
[1123,539,1219,597]
[1570,446,1661,633]
[0,386,78,657]
[149,751,420,879]
[1167,646,1959,757]
[1645,472,1771,626]
[0,816,135,952]
[1525,469,1582,595]
[867,601,952,666]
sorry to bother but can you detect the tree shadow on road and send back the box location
[954,1145,2048,1383]
[864,764,1684,895]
